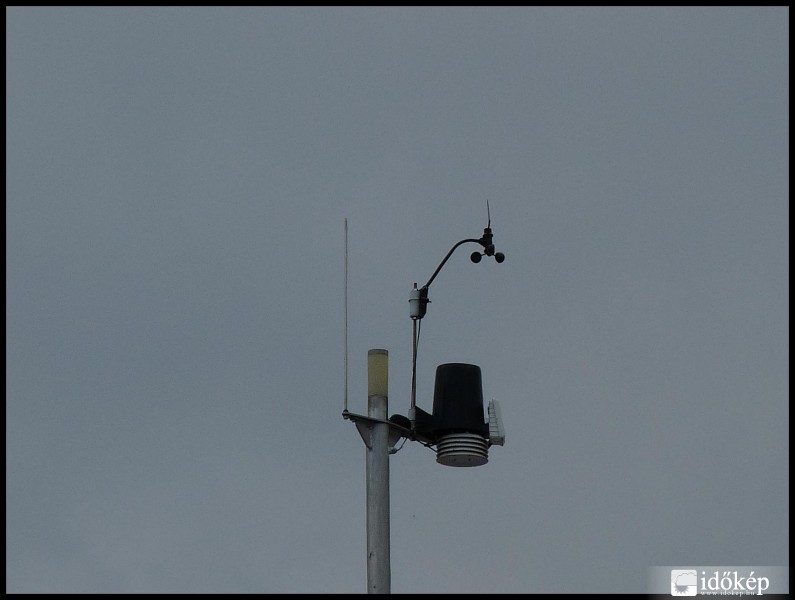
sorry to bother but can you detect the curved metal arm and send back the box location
[421,238,484,291]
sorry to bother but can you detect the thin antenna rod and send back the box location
[344,218,349,413]
[486,199,491,228]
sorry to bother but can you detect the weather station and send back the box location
[342,205,507,594]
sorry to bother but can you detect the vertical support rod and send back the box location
[343,219,349,413]
[410,319,417,428]
[366,349,390,594]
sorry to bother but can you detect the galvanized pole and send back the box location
[366,349,390,594]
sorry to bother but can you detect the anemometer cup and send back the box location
[471,250,505,264]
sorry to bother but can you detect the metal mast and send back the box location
[343,209,506,593]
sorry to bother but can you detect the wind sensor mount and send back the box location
[409,202,505,321]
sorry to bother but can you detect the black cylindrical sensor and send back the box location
[432,363,488,436]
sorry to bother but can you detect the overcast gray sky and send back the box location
[6,7,788,594]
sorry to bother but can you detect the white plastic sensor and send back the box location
[409,286,422,319]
